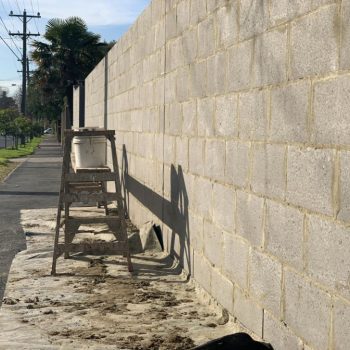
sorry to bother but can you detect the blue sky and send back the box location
[0,0,151,95]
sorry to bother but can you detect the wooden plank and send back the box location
[65,130,115,137]
[57,241,127,256]
[66,216,121,225]
[75,167,111,173]
[64,192,118,203]
[65,172,115,182]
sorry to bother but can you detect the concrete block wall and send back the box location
[81,1,350,349]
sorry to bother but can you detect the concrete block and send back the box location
[236,191,264,247]
[216,3,239,48]
[286,147,335,216]
[177,0,190,34]
[193,250,212,292]
[334,298,350,350]
[312,0,334,8]
[223,232,249,289]
[215,94,238,137]
[165,102,182,136]
[177,66,190,102]
[253,27,288,87]
[188,212,204,253]
[182,99,197,136]
[239,89,268,141]
[313,75,350,145]
[189,138,205,175]
[233,287,263,338]
[290,5,338,78]
[265,201,304,269]
[249,249,282,315]
[190,0,207,25]
[193,177,213,218]
[227,39,253,92]
[284,268,331,350]
[212,183,235,232]
[203,221,223,268]
[211,267,234,314]
[225,141,250,188]
[163,135,176,165]
[307,216,350,299]
[189,61,207,98]
[182,27,198,64]
[341,0,350,69]
[197,97,215,137]
[239,0,269,40]
[264,311,303,350]
[165,71,177,103]
[198,16,215,59]
[205,139,226,182]
[251,144,286,199]
[270,0,311,25]
[166,8,177,41]
[206,52,227,96]
[270,80,310,143]
[176,137,189,171]
[339,151,350,222]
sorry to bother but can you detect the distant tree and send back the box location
[0,109,19,148]
[0,90,17,109]
[30,17,110,124]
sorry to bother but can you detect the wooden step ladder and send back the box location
[51,129,133,275]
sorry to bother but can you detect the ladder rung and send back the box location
[65,216,121,225]
[57,241,127,256]
[65,172,116,182]
[64,192,118,203]
[65,130,115,137]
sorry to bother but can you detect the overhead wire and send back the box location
[30,0,39,33]
[0,32,20,60]
[0,15,22,56]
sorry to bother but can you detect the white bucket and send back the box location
[73,135,106,168]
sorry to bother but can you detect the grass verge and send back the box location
[0,137,42,182]
[0,137,42,160]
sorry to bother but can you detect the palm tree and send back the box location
[30,17,110,125]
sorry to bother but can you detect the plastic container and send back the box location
[73,135,106,168]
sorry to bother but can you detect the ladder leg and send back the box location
[101,181,109,215]
[51,157,65,275]
[108,135,133,273]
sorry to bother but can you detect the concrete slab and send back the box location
[0,208,243,349]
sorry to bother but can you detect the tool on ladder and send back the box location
[51,129,133,275]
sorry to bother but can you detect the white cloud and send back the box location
[37,0,150,26]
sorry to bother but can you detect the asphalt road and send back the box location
[0,135,62,303]
[0,136,14,149]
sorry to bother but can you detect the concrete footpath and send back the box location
[0,135,62,303]
[0,206,243,350]
[0,137,245,349]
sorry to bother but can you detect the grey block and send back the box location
[249,249,282,315]
[307,215,350,299]
[290,5,338,78]
[286,147,335,216]
[284,268,331,350]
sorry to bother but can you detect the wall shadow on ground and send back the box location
[122,145,191,274]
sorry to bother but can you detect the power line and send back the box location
[14,0,21,14]
[29,0,39,34]
[0,15,22,56]
[3,0,16,31]
[0,32,21,60]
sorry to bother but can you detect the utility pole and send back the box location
[9,9,40,115]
